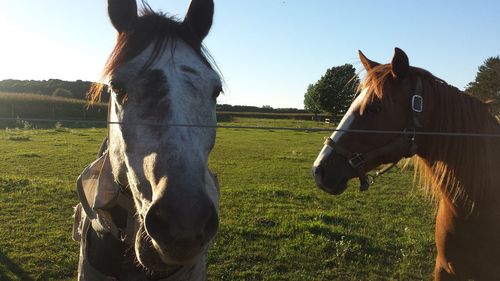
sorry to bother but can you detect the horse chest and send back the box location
[435,199,500,278]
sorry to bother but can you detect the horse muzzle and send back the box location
[312,165,350,195]
[136,176,219,268]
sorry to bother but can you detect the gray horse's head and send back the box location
[95,0,221,271]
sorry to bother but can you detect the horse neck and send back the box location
[415,78,500,212]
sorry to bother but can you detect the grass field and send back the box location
[0,118,436,281]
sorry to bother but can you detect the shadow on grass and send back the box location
[0,251,34,281]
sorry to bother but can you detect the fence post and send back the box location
[11,104,14,119]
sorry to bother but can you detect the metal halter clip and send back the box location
[412,95,424,113]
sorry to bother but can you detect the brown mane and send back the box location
[359,65,440,111]
[88,5,218,103]
[361,64,500,211]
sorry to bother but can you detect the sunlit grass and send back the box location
[0,119,435,280]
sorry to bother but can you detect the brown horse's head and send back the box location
[312,48,427,195]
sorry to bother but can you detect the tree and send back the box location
[304,84,321,114]
[261,105,273,112]
[52,88,73,98]
[304,64,359,116]
[466,56,500,113]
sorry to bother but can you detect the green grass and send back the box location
[222,117,335,130]
[0,118,436,280]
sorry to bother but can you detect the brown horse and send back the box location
[312,48,500,280]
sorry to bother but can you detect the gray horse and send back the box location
[73,0,222,280]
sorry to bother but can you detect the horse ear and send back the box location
[391,47,410,79]
[183,0,214,43]
[359,50,380,71]
[108,0,138,33]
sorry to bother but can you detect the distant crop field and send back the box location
[0,93,107,128]
[0,118,435,281]
[0,92,337,128]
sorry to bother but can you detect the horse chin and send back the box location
[318,177,349,195]
[135,225,204,271]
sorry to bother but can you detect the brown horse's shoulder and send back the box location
[435,198,500,280]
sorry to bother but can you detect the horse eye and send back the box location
[110,81,128,103]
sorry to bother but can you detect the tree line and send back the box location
[0,79,307,114]
[305,56,500,116]
[0,79,109,101]
[217,104,307,114]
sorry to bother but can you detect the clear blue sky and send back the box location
[0,0,499,108]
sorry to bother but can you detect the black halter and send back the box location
[324,77,424,191]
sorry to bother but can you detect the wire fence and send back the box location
[1,117,499,138]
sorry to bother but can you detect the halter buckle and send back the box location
[348,153,365,168]
[412,95,424,113]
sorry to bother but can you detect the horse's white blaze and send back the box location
[312,88,368,180]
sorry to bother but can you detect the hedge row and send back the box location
[0,92,339,128]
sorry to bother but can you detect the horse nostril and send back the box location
[202,206,219,243]
[144,200,219,248]
[312,166,323,178]
[144,205,172,244]
[313,165,326,185]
